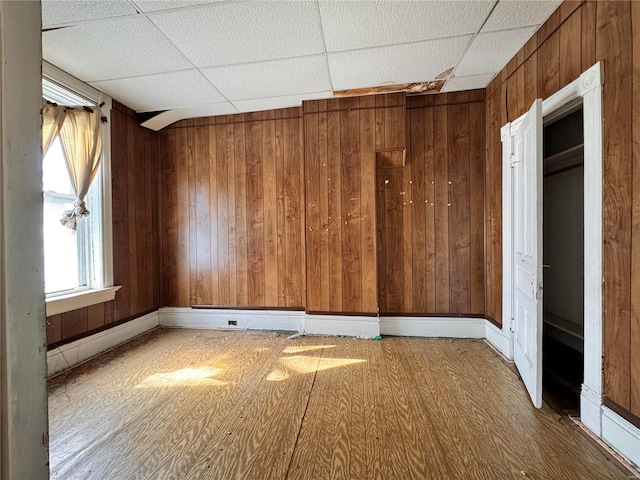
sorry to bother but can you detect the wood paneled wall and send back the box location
[158,109,306,309]
[47,101,160,347]
[378,91,485,315]
[304,94,405,314]
[485,0,640,419]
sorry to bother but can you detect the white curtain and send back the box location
[42,100,103,231]
[58,106,103,231]
[41,100,66,155]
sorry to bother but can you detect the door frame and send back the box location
[501,62,604,435]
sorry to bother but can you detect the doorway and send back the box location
[542,107,584,414]
[501,62,604,435]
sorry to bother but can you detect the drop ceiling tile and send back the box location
[441,73,495,93]
[132,0,218,13]
[202,55,331,102]
[42,0,138,28]
[147,1,324,67]
[232,91,333,114]
[320,0,494,52]
[42,15,193,82]
[328,36,471,91]
[142,101,238,130]
[90,70,226,112]
[482,0,563,32]
[454,27,537,77]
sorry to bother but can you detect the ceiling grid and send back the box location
[41,0,562,129]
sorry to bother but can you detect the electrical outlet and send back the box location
[228,320,237,326]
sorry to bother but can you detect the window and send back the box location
[43,61,118,315]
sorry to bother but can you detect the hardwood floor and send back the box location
[48,328,632,479]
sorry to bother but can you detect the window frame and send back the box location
[43,61,120,316]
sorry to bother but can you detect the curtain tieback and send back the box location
[60,199,90,231]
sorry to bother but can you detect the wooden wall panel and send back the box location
[47,102,160,347]
[304,94,405,314]
[159,109,306,309]
[377,92,485,316]
[484,0,640,417]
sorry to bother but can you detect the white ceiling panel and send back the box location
[320,0,494,52]
[328,36,471,91]
[232,91,333,114]
[90,70,226,112]
[442,73,495,93]
[42,0,138,28]
[202,55,331,101]
[132,0,218,13]
[454,26,537,77]
[148,1,325,68]
[142,101,239,131]
[482,0,563,32]
[43,15,192,82]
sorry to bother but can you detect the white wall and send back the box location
[543,164,584,327]
[0,1,49,478]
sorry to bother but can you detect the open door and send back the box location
[509,99,543,408]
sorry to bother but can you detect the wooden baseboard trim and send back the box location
[47,310,159,376]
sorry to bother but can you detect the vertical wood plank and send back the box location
[276,115,287,306]
[216,124,230,305]
[195,123,211,305]
[87,302,105,331]
[227,123,237,305]
[469,101,486,315]
[599,0,633,409]
[46,314,62,345]
[631,0,640,418]
[327,110,343,311]
[434,105,450,313]
[319,111,330,311]
[246,119,265,306]
[410,107,427,312]
[448,103,471,313]
[340,104,362,312]
[176,126,190,307]
[234,122,248,306]
[61,308,88,339]
[305,112,321,311]
[263,116,278,306]
[208,124,219,305]
[559,9,582,88]
[538,30,560,99]
[360,107,377,313]
[285,117,303,307]
[424,107,437,312]
[581,0,597,71]
[187,122,198,306]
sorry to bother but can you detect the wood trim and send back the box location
[47,308,157,351]
[603,396,640,430]
[192,305,305,311]
[306,311,379,317]
[378,312,486,318]
[485,315,501,329]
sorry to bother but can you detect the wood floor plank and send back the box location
[48,330,633,480]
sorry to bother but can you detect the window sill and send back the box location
[45,286,121,316]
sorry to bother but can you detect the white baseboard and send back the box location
[158,307,305,332]
[484,320,513,360]
[380,316,485,338]
[47,311,159,376]
[304,314,380,338]
[580,384,602,436]
[602,406,640,468]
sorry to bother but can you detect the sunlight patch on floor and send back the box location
[135,366,227,388]
[280,355,365,374]
[282,345,336,354]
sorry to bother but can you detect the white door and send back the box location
[510,99,543,408]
